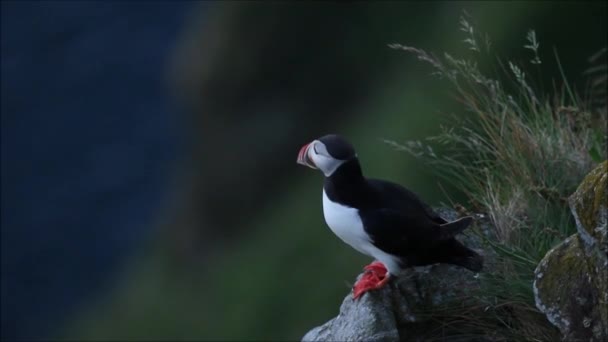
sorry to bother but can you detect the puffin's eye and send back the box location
[313,142,331,157]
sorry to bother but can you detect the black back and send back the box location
[323,158,445,223]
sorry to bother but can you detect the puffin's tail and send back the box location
[437,216,474,240]
[443,238,484,272]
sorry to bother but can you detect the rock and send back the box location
[303,209,489,342]
[302,285,399,342]
[302,263,486,342]
[533,235,608,342]
[533,161,608,342]
[569,160,608,254]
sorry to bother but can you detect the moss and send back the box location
[569,160,608,252]
[534,234,608,341]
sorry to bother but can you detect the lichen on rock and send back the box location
[569,160,608,254]
[533,234,608,341]
[534,161,608,342]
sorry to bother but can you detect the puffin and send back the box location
[296,134,483,299]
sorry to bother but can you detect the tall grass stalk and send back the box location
[387,14,607,341]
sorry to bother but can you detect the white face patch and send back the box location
[309,140,346,177]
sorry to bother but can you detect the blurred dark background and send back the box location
[1,1,605,341]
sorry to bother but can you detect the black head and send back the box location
[317,134,357,161]
[297,134,358,176]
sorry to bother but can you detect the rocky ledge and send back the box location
[302,209,490,342]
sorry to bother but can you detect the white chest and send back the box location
[322,190,370,255]
[321,189,402,274]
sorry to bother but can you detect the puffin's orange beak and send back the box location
[297,142,317,169]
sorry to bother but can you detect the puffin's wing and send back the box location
[420,200,448,225]
[437,216,473,239]
[360,208,440,255]
[367,179,448,224]
[360,208,473,256]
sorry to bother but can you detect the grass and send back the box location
[386,13,607,341]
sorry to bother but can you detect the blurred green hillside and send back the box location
[63,2,606,341]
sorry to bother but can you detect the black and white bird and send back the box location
[296,134,483,299]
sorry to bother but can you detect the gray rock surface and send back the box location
[533,161,608,342]
[302,285,399,342]
[533,234,608,342]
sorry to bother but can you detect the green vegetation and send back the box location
[386,14,607,341]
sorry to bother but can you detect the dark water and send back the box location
[0,2,199,340]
